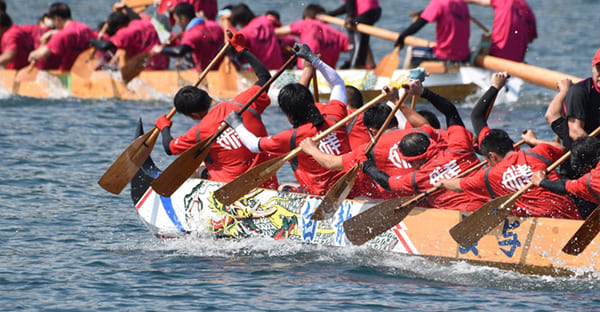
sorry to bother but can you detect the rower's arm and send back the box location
[395,17,427,48]
[240,48,271,87]
[314,58,346,104]
[568,117,588,141]
[471,86,498,135]
[465,0,491,6]
[421,88,464,127]
[224,112,261,153]
[436,178,463,193]
[159,44,192,57]
[299,138,344,171]
[0,49,16,67]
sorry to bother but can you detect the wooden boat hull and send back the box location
[129,128,598,277]
[1,67,521,102]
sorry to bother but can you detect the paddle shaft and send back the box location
[194,54,298,157]
[470,16,489,33]
[312,71,319,102]
[317,14,433,48]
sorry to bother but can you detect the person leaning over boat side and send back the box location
[465,0,536,63]
[224,43,351,196]
[151,2,224,72]
[554,48,600,143]
[327,0,381,69]
[95,9,168,70]
[300,88,432,199]
[361,80,484,211]
[436,129,581,219]
[229,3,283,70]
[0,12,34,70]
[154,36,278,189]
[275,3,349,69]
[394,0,470,67]
[27,2,96,71]
[531,137,600,211]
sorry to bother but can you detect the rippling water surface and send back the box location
[2,0,600,310]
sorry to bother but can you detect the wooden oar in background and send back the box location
[150,54,298,197]
[311,88,409,220]
[318,14,582,90]
[450,126,600,248]
[561,205,600,255]
[213,92,389,206]
[15,61,38,83]
[97,41,232,195]
[343,139,526,246]
[121,32,183,84]
[374,46,400,78]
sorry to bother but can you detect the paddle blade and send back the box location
[373,46,400,78]
[15,63,38,82]
[150,139,212,197]
[213,155,287,206]
[71,48,96,80]
[562,206,600,256]
[311,165,359,220]
[449,194,515,248]
[121,52,150,84]
[98,129,158,194]
[343,196,413,245]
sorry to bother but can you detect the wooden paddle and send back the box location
[312,70,319,102]
[121,33,183,84]
[15,61,38,83]
[71,24,109,80]
[374,46,400,78]
[470,15,490,33]
[561,205,600,255]
[213,92,389,206]
[311,89,410,220]
[150,53,299,197]
[97,40,232,195]
[344,138,527,246]
[318,14,582,90]
[450,126,600,248]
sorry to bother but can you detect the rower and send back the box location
[0,12,34,70]
[275,4,349,70]
[155,34,278,189]
[27,2,96,71]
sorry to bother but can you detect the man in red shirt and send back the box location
[0,12,34,69]
[154,40,278,189]
[438,129,581,219]
[152,2,223,72]
[466,0,537,62]
[224,44,349,196]
[27,2,96,71]
[362,80,484,211]
[230,3,283,70]
[275,4,349,69]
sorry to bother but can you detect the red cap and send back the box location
[593,48,600,66]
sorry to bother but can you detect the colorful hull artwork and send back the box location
[1,67,521,102]
[131,145,600,278]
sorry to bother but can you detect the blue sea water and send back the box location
[2,0,600,310]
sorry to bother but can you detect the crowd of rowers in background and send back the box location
[2,1,599,222]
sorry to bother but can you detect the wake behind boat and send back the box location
[129,123,600,278]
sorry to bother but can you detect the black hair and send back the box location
[571,136,600,177]
[303,4,326,19]
[417,109,440,129]
[479,128,514,157]
[174,2,196,20]
[173,86,212,116]
[38,13,50,24]
[399,132,430,157]
[278,83,324,128]
[0,0,6,14]
[0,11,11,28]
[48,2,71,19]
[363,102,398,130]
[345,85,363,109]
[230,3,254,27]
[105,11,130,36]
[265,10,280,21]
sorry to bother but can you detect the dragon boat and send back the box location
[0,65,521,102]
[128,123,600,278]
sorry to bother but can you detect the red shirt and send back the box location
[420,0,470,61]
[346,108,371,149]
[46,21,96,71]
[169,85,271,183]
[566,162,600,205]
[388,125,485,211]
[239,16,283,70]
[259,100,351,195]
[110,19,168,70]
[488,0,537,62]
[461,144,581,219]
[20,24,62,69]
[288,19,349,69]
[1,24,34,69]
[181,20,224,71]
